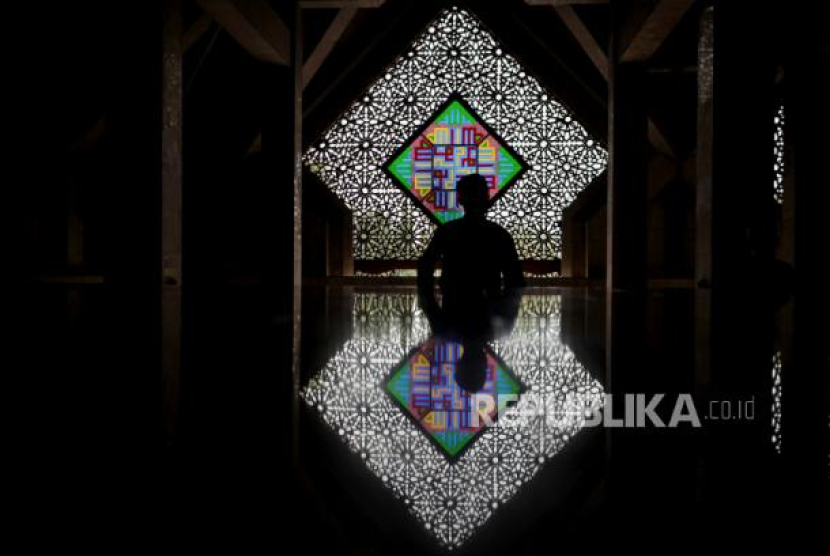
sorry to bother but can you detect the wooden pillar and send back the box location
[696,4,774,293]
[695,0,776,394]
[293,6,303,292]
[161,0,183,444]
[603,2,650,525]
[292,2,303,465]
[264,1,302,463]
[606,31,648,293]
[605,3,649,394]
[694,3,714,394]
[694,0,778,522]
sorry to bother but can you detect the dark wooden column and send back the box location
[291,3,303,464]
[696,1,776,397]
[603,1,650,527]
[695,0,779,525]
[605,3,650,394]
[161,0,183,444]
[605,45,648,293]
[260,1,302,462]
[604,0,651,411]
[694,4,714,393]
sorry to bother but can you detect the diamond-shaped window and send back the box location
[304,6,609,261]
[384,95,527,224]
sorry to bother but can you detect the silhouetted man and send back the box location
[418,173,525,316]
[417,174,524,393]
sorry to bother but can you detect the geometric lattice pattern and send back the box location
[385,96,526,224]
[305,7,608,260]
[302,291,603,548]
[771,350,782,454]
[385,338,523,458]
[773,104,785,204]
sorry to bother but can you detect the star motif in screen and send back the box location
[384,96,526,224]
[304,6,608,261]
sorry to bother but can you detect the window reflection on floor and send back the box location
[771,350,782,454]
[302,291,603,548]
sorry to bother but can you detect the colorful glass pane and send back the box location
[385,97,526,224]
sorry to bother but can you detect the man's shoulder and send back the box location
[482,219,511,237]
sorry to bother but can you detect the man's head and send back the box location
[457,174,490,217]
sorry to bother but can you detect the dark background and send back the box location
[12,0,828,552]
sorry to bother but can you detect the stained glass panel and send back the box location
[385,96,526,224]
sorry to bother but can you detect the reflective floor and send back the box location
[288,285,827,554]
[302,290,604,549]
[24,283,825,552]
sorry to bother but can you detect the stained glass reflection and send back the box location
[385,337,524,459]
[302,292,603,548]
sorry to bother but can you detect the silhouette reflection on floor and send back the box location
[302,291,603,548]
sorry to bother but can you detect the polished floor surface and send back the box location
[302,289,604,550]
[288,285,824,554]
[23,283,825,552]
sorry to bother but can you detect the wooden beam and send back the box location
[526,0,609,5]
[303,7,358,89]
[300,0,384,8]
[554,5,674,156]
[196,0,289,65]
[621,0,694,62]
[247,2,381,150]
[291,5,304,465]
[184,12,213,52]
[162,0,184,445]
[647,119,674,158]
[554,5,607,79]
